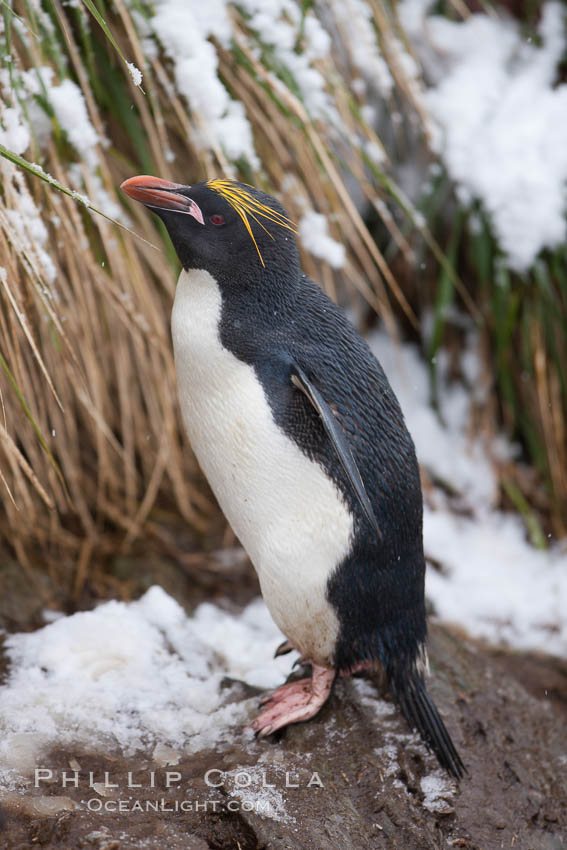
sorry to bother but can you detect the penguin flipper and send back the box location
[291,364,381,539]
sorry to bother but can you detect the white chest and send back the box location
[171,269,353,664]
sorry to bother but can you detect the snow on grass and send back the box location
[127,61,143,87]
[299,210,346,268]
[368,328,567,658]
[0,587,295,787]
[146,0,259,167]
[2,170,57,284]
[39,72,102,171]
[0,65,128,232]
[0,106,31,156]
[30,69,129,223]
[0,82,58,282]
[238,0,333,119]
[328,0,393,98]
[142,0,339,166]
[400,0,567,271]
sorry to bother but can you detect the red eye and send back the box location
[210,214,225,226]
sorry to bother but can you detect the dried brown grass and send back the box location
[0,1,434,598]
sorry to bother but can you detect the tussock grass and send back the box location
[0,0,564,604]
[419,174,567,540]
[0,0,438,597]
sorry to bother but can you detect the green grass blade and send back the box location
[0,143,159,251]
[79,0,144,89]
[501,478,547,550]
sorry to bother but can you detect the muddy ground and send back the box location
[0,555,566,850]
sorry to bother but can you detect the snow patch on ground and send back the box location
[420,770,456,813]
[425,509,566,654]
[223,764,294,823]
[370,329,497,508]
[0,588,295,788]
[401,0,567,271]
[352,679,434,785]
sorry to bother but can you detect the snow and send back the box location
[2,170,57,284]
[45,77,100,169]
[223,765,294,822]
[425,509,567,653]
[8,0,562,275]
[142,0,339,165]
[368,328,567,657]
[299,210,346,268]
[420,770,455,813]
[126,61,143,87]
[352,678,440,786]
[0,63,128,236]
[68,164,127,223]
[370,329,496,508]
[0,587,295,787]
[401,0,567,271]
[1,0,566,794]
[5,66,102,173]
[0,106,31,156]
[147,0,259,167]
[328,0,393,97]
[239,0,333,119]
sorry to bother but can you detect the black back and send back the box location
[156,180,427,672]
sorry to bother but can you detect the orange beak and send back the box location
[120,175,204,224]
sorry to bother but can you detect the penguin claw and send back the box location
[250,665,335,737]
[259,691,277,706]
[274,640,295,658]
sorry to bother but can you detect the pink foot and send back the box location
[251,664,336,737]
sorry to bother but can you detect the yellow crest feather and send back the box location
[207,178,297,267]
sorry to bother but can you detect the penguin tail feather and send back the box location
[390,671,466,780]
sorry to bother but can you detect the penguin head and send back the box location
[120,176,299,282]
